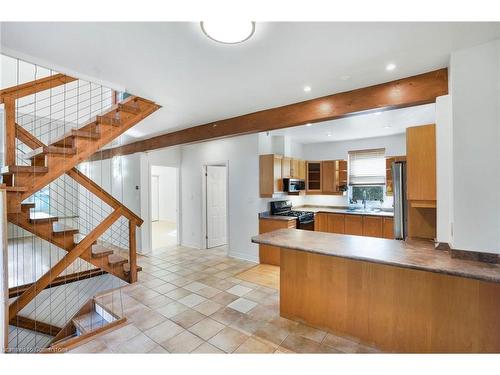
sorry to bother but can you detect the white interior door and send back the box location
[151,175,160,222]
[206,165,227,248]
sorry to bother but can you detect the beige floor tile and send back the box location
[184,281,208,292]
[227,298,258,314]
[228,315,264,335]
[128,308,168,331]
[234,336,276,353]
[226,284,252,297]
[113,332,158,353]
[247,305,278,322]
[188,317,225,340]
[279,334,322,353]
[210,307,246,326]
[291,323,327,343]
[163,331,204,353]
[155,282,178,294]
[254,322,290,346]
[178,293,207,307]
[322,333,362,353]
[171,309,206,328]
[210,291,240,306]
[190,342,225,353]
[165,288,192,300]
[196,286,221,298]
[208,327,249,353]
[156,301,189,318]
[147,345,169,353]
[170,276,194,287]
[141,278,167,289]
[144,319,184,344]
[98,324,142,349]
[140,294,174,309]
[68,339,110,353]
[193,300,223,316]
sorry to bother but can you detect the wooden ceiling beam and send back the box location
[94,68,448,160]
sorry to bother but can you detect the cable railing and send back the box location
[2,53,140,353]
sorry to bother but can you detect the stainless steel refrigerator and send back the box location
[392,161,408,239]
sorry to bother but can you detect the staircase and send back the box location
[1,72,160,334]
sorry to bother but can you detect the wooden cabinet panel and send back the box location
[321,161,336,193]
[314,212,329,232]
[297,160,306,180]
[290,159,299,178]
[407,124,436,201]
[383,217,394,239]
[306,161,322,193]
[259,218,296,266]
[386,156,406,196]
[344,215,363,236]
[363,216,383,237]
[282,157,292,178]
[328,214,345,234]
[259,154,283,197]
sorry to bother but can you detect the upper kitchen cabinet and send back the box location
[406,124,436,202]
[322,160,347,195]
[306,161,322,193]
[288,158,306,179]
[282,156,292,178]
[259,154,283,197]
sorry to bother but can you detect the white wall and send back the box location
[449,39,500,254]
[181,134,264,262]
[151,165,177,223]
[435,95,453,244]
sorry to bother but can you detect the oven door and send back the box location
[298,219,315,231]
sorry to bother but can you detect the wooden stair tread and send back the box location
[123,263,142,274]
[29,212,58,223]
[3,186,28,192]
[107,254,128,266]
[72,311,107,334]
[21,202,36,211]
[23,146,77,160]
[1,165,48,175]
[91,244,114,258]
[117,102,140,114]
[96,115,121,127]
[52,222,79,236]
[50,129,100,148]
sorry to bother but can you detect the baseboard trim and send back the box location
[228,250,259,264]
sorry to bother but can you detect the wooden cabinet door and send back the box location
[337,160,347,192]
[291,159,300,178]
[306,161,322,193]
[282,157,292,178]
[298,160,307,180]
[274,155,283,193]
[363,216,383,238]
[328,214,345,234]
[345,215,363,236]
[321,161,336,193]
[383,217,394,239]
[260,154,282,197]
[407,124,436,201]
[315,212,329,232]
[259,218,296,266]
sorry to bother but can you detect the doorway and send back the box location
[150,165,179,250]
[204,164,228,249]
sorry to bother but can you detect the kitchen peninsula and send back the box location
[251,229,500,353]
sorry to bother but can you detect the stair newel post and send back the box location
[128,219,137,283]
[3,96,16,167]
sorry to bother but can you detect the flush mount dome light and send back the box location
[201,21,255,44]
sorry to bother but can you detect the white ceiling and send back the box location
[1,22,500,144]
[269,103,435,144]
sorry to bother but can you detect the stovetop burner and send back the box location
[270,200,314,223]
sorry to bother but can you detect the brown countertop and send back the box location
[294,205,394,217]
[251,229,500,284]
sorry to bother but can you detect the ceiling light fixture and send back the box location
[200,21,255,44]
[386,63,396,71]
[327,132,332,137]
[303,86,312,93]
[384,125,392,129]
[306,123,312,127]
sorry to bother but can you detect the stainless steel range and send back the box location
[270,200,315,230]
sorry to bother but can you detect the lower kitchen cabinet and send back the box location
[328,213,345,234]
[383,217,394,239]
[362,216,383,237]
[345,215,363,236]
[259,217,296,266]
[315,212,394,239]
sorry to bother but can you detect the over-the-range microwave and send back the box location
[283,178,305,193]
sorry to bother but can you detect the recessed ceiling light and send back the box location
[374,111,382,116]
[306,123,312,127]
[327,132,332,137]
[303,86,312,93]
[386,63,396,71]
[200,21,255,44]
[383,125,392,129]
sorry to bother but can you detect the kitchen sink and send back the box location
[346,208,382,213]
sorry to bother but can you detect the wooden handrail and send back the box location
[0,73,77,104]
[14,123,143,226]
[9,208,124,321]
